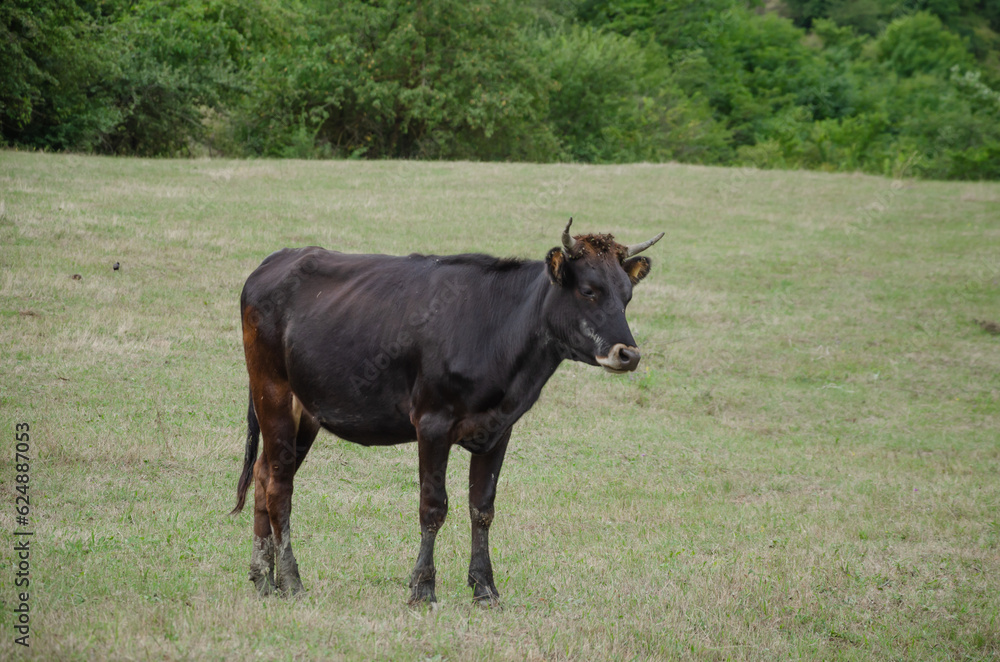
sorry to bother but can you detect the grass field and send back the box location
[1,151,998,661]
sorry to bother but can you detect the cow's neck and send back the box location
[457,265,564,449]
[491,262,564,377]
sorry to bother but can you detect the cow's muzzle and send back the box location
[596,343,640,373]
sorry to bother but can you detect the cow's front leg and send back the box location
[468,429,510,607]
[409,422,451,605]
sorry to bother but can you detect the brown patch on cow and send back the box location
[545,247,566,285]
[242,306,259,345]
[242,306,263,372]
[242,305,259,333]
[623,256,651,284]
[569,233,628,262]
[290,394,304,437]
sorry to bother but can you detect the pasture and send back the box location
[1,151,998,660]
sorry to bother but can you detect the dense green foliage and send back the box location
[238,0,556,159]
[2,0,998,178]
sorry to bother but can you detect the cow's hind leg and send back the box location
[467,429,510,607]
[293,406,320,472]
[249,455,275,595]
[253,402,318,596]
[256,387,313,597]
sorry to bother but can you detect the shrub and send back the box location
[876,11,975,77]
[533,26,729,164]
[0,0,122,151]
[236,0,558,160]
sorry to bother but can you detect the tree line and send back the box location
[2,0,999,179]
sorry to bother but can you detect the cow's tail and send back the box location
[230,387,260,515]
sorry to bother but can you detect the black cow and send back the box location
[231,220,662,605]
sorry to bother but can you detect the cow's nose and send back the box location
[617,346,640,371]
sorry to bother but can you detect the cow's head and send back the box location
[544,219,663,372]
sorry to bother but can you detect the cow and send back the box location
[230,219,663,606]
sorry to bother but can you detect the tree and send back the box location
[0,0,122,150]
[876,11,976,77]
[237,0,557,160]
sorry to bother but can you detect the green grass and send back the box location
[1,151,998,660]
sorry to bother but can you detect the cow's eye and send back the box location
[579,286,596,299]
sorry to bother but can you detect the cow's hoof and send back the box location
[473,595,502,610]
[408,583,437,607]
[251,573,275,597]
[249,563,275,597]
[472,585,501,609]
[276,577,304,598]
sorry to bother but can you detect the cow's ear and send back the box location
[546,247,568,286]
[623,256,651,285]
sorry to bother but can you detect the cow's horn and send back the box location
[626,232,665,257]
[562,218,579,254]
